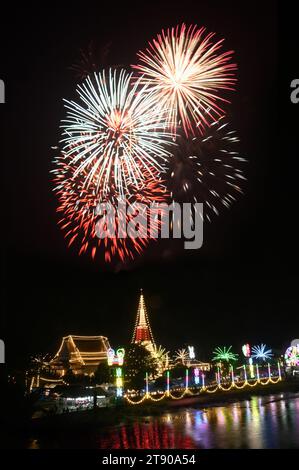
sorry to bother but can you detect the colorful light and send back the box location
[202,373,205,388]
[134,23,236,136]
[249,357,254,379]
[251,344,273,361]
[116,367,123,397]
[107,348,125,397]
[185,368,189,390]
[277,361,282,380]
[256,364,260,381]
[243,364,247,382]
[116,348,125,366]
[268,363,271,379]
[59,69,174,197]
[107,347,125,366]
[107,348,115,366]
[230,364,235,384]
[145,372,149,397]
[188,346,195,360]
[217,366,221,385]
[168,120,246,221]
[284,345,299,367]
[174,348,189,365]
[166,370,170,396]
[194,367,200,385]
[212,346,238,362]
[242,344,251,358]
[53,155,170,263]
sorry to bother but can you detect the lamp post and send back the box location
[166,370,170,397]
[268,363,271,379]
[145,372,149,398]
[277,361,282,380]
[243,364,247,382]
[230,364,235,385]
[185,368,189,391]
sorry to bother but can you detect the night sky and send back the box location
[1,1,298,368]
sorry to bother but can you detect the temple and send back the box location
[131,290,156,353]
[49,335,110,376]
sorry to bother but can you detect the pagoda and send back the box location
[131,289,156,354]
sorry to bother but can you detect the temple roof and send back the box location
[50,335,110,367]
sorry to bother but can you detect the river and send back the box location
[27,392,299,449]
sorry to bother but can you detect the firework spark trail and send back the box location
[60,69,174,198]
[168,118,246,221]
[52,156,170,263]
[133,23,237,136]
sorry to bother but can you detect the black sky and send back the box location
[1,0,298,367]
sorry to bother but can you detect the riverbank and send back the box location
[27,378,299,432]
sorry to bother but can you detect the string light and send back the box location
[124,369,282,405]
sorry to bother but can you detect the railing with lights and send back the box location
[125,362,283,405]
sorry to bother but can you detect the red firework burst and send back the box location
[133,24,237,136]
[53,158,170,264]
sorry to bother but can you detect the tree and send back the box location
[124,344,158,390]
[171,364,186,379]
[94,362,111,385]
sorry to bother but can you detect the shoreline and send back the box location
[25,379,299,433]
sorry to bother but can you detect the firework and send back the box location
[251,344,273,362]
[168,118,246,221]
[52,156,170,263]
[133,23,236,136]
[169,120,245,217]
[212,346,238,362]
[69,41,113,80]
[61,69,174,198]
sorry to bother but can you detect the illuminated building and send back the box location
[131,289,156,354]
[49,335,110,376]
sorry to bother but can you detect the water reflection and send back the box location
[30,392,299,449]
[96,393,299,449]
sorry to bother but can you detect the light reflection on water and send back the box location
[29,392,299,449]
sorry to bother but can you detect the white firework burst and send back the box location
[60,68,174,197]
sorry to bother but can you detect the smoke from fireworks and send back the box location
[61,69,174,198]
[133,23,236,136]
[69,41,113,80]
[168,118,246,221]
